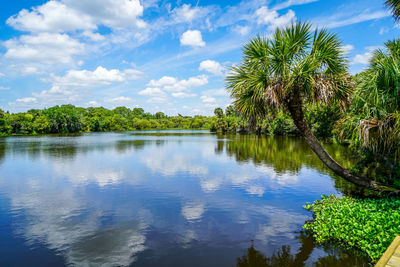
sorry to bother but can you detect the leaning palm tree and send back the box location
[226,22,397,192]
[385,0,400,21]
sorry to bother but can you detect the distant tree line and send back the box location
[0,105,214,135]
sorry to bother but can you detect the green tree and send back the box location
[226,22,390,191]
[347,40,400,161]
[225,105,236,117]
[214,107,224,118]
[155,112,166,119]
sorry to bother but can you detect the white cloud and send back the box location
[256,6,296,30]
[63,0,146,29]
[82,30,105,41]
[233,25,251,36]
[85,100,100,107]
[317,10,390,29]
[16,97,37,103]
[273,0,318,10]
[353,46,380,65]
[342,44,354,54]
[0,73,4,77]
[104,96,134,103]
[7,0,146,32]
[200,95,216,104]
[146,75,208,99]
[19,66,41,76]
[0,86,10,91]
[147,76,177,87]
[49,66,142,88]
[6,1,95,33]
[138,87,166,97]
[180,30,206,47]
[172,4,210,23]
[4,33,84,64]
[199,60,224,76]
[353,53,372,65]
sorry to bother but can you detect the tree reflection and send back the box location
[220,134,374,196]
[237,234,369,267]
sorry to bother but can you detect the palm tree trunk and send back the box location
[286,93,397,192]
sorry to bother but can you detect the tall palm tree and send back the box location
[385,0,400,21]
[226,22,396,192]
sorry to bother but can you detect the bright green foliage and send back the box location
[336,40,400,158]
[263,111,295,135]
[214,107,224,118]
[305,104,343,139]
[304,195,400,262]
[226,22,351,123]
[0,105,214,136]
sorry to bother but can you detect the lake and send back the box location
[0,131,370,266]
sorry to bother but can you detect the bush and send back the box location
[304,195,400,262]
[305,104,342,139]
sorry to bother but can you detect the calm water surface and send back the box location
[0,131,370,266]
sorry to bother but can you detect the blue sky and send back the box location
[0,0,398,115]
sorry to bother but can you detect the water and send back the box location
[0,131,370,266]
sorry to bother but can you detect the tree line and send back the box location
[0,105,214,135]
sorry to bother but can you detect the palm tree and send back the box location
[353,39,400,160]
[385,0,400,21]
[226,22,396,192]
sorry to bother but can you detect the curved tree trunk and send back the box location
[286,93,398,193]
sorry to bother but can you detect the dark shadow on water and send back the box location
[237,233,370,267]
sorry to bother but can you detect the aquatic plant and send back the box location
[304,195,400,262]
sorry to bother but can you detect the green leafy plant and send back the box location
[304,195,400,262]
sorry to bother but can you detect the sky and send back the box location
[0,0,398,115]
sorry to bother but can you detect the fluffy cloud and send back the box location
[0,86,10,91]
[12,66,141,107]
[49,66,142,88]
[63,0,146,29]
[180,30,206,47]
[138,87,166,97]
[6,1,95,32]
[353,46,381,65]
[7,0,146,32]
[199,60,224,76]
[255,6,296,30]
[4,33,84,64]
[146,75,207,98]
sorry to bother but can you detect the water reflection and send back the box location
[237,234,369,267]
[0,131,371,266]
